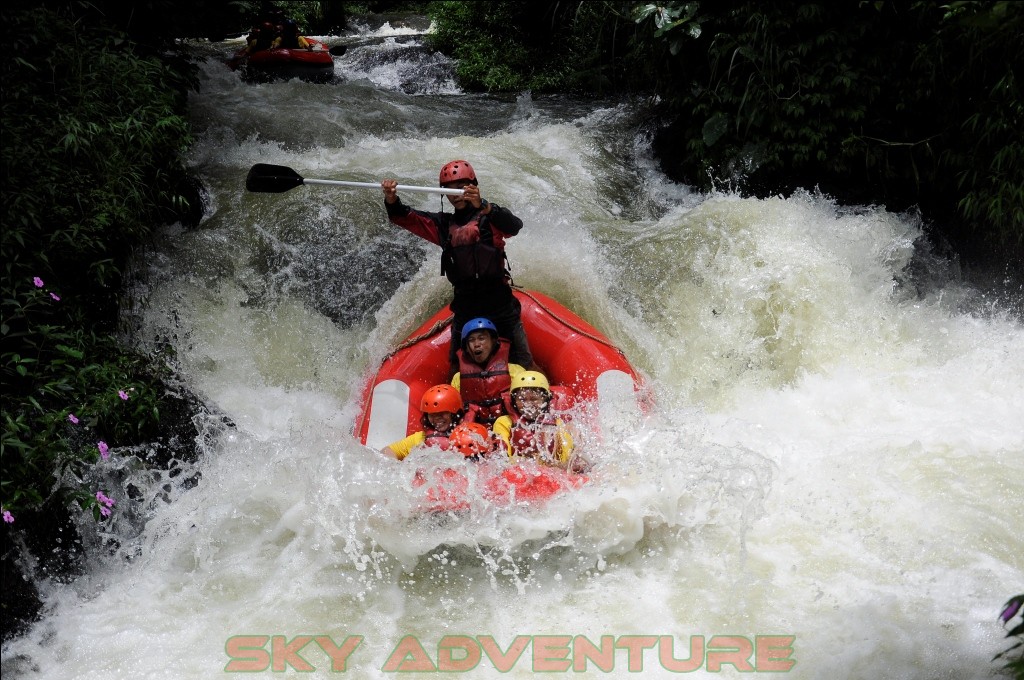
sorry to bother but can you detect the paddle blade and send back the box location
[329,45,348,57]
[245,164,305,193]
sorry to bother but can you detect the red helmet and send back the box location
[439,160,477,186]
[420,384,463,414]
[448,422,491,457]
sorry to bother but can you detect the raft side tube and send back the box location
[539,331,636,402]
[356,290,644,447]
[358,322,452,446]
[365,379,412,450]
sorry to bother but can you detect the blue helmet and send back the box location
[461,317,498,342]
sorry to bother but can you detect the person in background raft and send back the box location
[273,19,312,49]
[382,384,465,460]
[238,20,276,57]
[450,318,524,426]
[492,371,589,474]
[381,160,538,376]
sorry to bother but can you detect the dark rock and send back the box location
[0,376,231,643]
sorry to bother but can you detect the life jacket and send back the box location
[421,427,453,451]
[458,339,512,424]
[506,410,566,466]
[440,211,509,286]
[279,32,302,49]
[252,30,275,51]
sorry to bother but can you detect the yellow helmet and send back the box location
[510,371,550,394]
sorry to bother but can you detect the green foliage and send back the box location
[634,0,1022,254]
[72,0,257,43]
[428,1,530,90]
[1,5,197,519]
[637,5,875,171]
[275,2,328,28]
[928,2,1024,251]
[428,1,644,94]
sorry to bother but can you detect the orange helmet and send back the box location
[420,384,462,414]
[448,422,491,457]
[439,160,477,186]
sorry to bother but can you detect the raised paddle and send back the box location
[245,163,465,196]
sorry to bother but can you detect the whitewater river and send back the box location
[3,19,1022,680]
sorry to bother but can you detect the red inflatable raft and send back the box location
[229,38,334,83]
[355,289,645,508]
[356,288,643,447]
[411,463,590,513]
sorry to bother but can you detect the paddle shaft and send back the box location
[245,163,468,196]
[302,178,464,196]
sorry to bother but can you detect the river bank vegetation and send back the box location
[1,0,1021,654]
[1,3,207,639]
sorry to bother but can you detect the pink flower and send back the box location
[97,441,110,459]
[96,491,115,518]
[2,510,13,524]
[50,292,61,301]
[1001,597,1023,623]
[118,390,129,401]
[68,413,79,424]
[33,276,44,288]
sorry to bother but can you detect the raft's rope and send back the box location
[512,286,628,359]
[382,289,628,361]
[382,315,453,362]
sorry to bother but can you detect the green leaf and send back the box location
[56,344,85,360]
[702,112,729,148]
